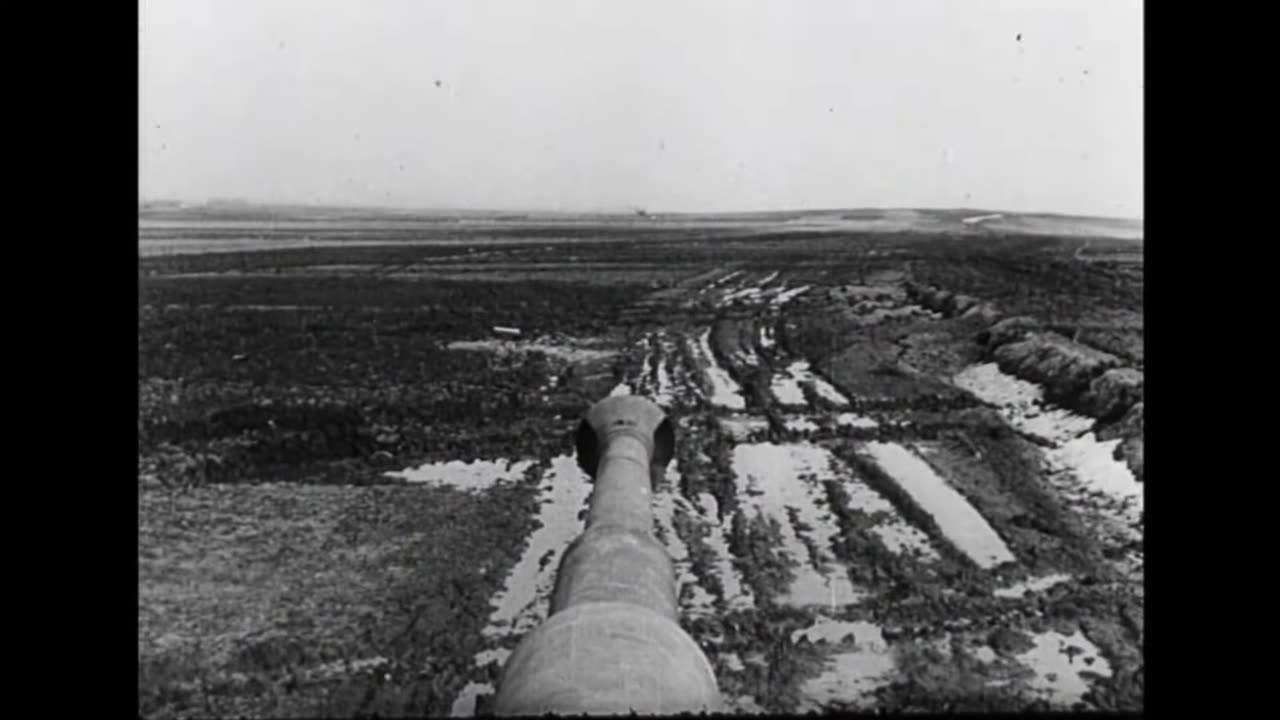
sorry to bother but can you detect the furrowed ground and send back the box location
[138,216,1143,716]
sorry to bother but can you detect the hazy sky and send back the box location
[139,0,1143,217]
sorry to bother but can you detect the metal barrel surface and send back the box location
[491,396,721,716]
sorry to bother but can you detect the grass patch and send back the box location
[727,511,795,607]
[138,480,540,719]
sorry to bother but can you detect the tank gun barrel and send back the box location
[491,396,721,715]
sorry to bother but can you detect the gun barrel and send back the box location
[491,396,721,716]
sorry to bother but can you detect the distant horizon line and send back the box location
[137,197,1143,224]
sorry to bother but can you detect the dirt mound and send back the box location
[1097,402,1144,482]
[990,333,1122,406]
[982,328,1142,430]
[1097,402,1143,441]
[905,282,992,320]
[1081,369,1143,421]
[975,324,1144,485]
[1118,437,1144,484]
[982,316,1043,348]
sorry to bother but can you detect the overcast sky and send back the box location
[139,0,1142,218]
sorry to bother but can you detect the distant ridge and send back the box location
[138,200,1141,242]
[139,199,1140,225]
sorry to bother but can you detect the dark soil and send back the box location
[139,217,1143,715]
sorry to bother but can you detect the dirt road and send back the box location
[439,270,1142,714]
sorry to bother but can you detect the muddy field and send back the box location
[138,217,1143,716]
